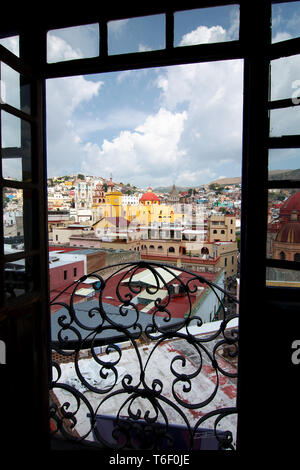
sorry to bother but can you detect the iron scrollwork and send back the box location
[50,261,239,450]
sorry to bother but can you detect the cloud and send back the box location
[180,25,227,46]
[46,19,244,186]
[81,108,187,186]
[155,58,244,180]
[46,74,103,176]
[47,34,83,62]
[73,108,149,137]
[108,19,129,36]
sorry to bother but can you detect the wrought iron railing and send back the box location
[49,261,239,451]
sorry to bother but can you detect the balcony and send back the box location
[49,260,238,450]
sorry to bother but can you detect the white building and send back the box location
[121,194,142,206]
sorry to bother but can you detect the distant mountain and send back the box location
[268,168,300,180]
[207,176,241,186]
[153,185,192,193]
[208,169,300,186]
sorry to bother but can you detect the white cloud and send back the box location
[108,19,129,36]
[180,25,227,46]
[74,108,148,137]
[47,34,83,63]
[81,108,187,186]
[46,20,244,185]
[46,73,103,176]
[272,31,292,43]
[156,58,243,180]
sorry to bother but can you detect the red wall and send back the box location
[49,260,84,291]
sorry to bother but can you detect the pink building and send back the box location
[49,257,85,291]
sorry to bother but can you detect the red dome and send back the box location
[139,187,160,204]
[280,191,300,222]
[275,221,300,243]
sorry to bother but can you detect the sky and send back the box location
[1,3,300,189]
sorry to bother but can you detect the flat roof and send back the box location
[51,300,183,348]
[49,246,104,255]
[122,267,179,288]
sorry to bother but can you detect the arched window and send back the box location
[221,230,225,234]
[168,247,175,253]
[294,253,300,262]
[149,245,155,250]
[158,246,163,251]
[213,229,217,234]
[280,251,286,260]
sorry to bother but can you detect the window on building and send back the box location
[64,270,67,280]
[225,257,227,266]
[73,267,77,277]
[294,253,300,262]
[280,251,286,260]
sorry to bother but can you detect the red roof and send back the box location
[50,267,219,319]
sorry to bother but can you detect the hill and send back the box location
[208,169,300,186]
[153,185,192,193]
[268,168,300,181]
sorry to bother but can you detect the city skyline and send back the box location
[44,3,300,188]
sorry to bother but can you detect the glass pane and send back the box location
[272,1,300,43]
[267,188,300,263]
[108,14,165,55]
[3,187,24,254]
[0,62,31,113]
[174,4,239,47]
[269,106,300,136]
[47,23,99,63]
[268,148,300,180]
[0,35,19,56]
[1,111,32,181]
[3,188,33,254]
[4,257,35,301]
[266,266,300,284]
[270,54,300,102]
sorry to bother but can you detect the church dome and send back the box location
[275,221,300,243]
[139,187,160,204]
[279,191,300,222]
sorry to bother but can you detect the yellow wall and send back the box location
[94,190,182,227]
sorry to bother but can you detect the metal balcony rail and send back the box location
[49,260,239,451]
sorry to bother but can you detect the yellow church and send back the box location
[92,181,182,233]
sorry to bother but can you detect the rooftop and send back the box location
[51,317,238,448]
